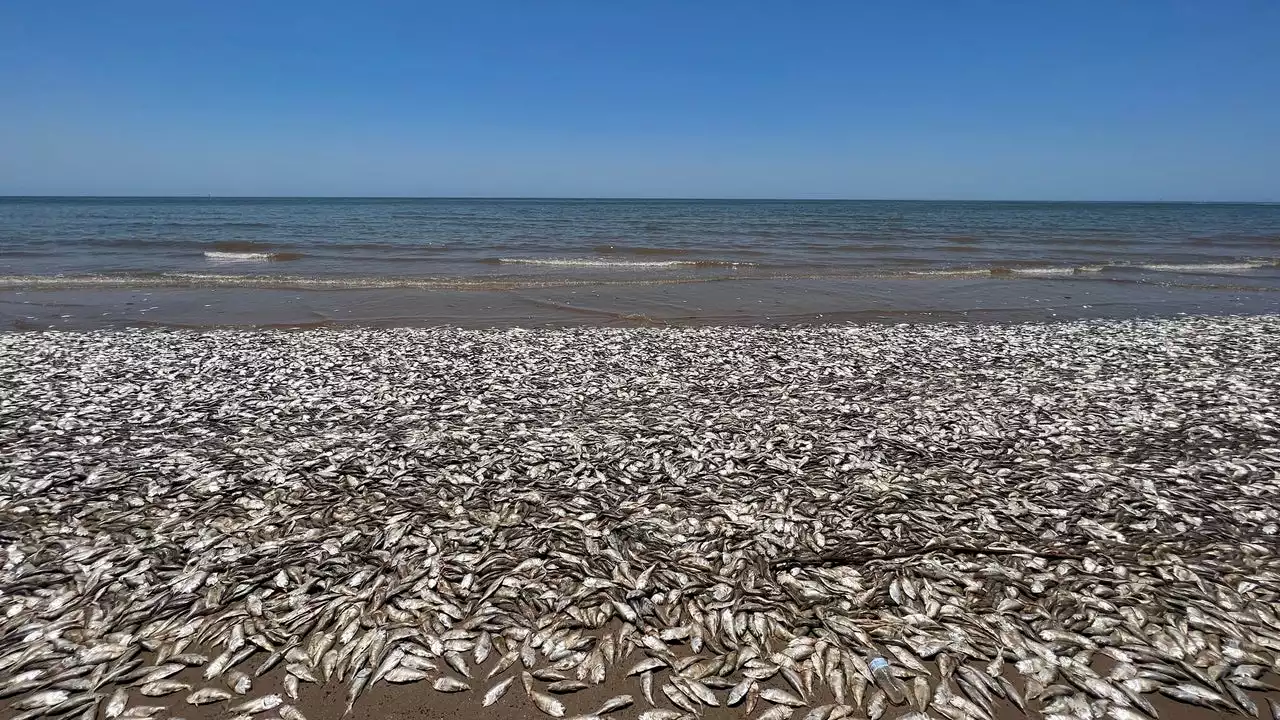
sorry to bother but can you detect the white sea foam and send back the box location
[496,257,751,268]
[1138,262,1269,273]
[907,268,991,277]
[204,251,274,261]
[1008,266,1080,276]
[912,265,1102,277]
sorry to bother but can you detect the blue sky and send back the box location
[1,1,1277,199]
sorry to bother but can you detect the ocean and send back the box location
[3,197,1280,328]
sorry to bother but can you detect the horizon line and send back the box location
[1,195,1277,204]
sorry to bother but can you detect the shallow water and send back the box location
[2,197,1279,328]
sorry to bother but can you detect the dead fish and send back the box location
[867,689,887,720]
[77,644,130,664]
[3,316,1280,720]
[887,646,928,674]
[627,658,669,676]
[469,632,490,665]
[138,663,184,684]
[1159,684,1233,711]
[909,676,930,711]
[1223,681,1259,718]
[488,651,519,679]
[433,677,470,693]
[444,652,471,678]
[802,706,836,720]
[662,683,700,714]
[169,653,209,667]
[728,678,756,706]
[484,677,515,707]
[593,694,633,714]
[285,664,318,683]
[547,680,591,694]
[225,670,252,695]
[532,691,567,717]
[119,706,166,718]
[139,680,190,697]
[1108,708,1151,720]
[400,655,438,673]
[1123,678,1162,694]
[105,688,128,718]
[11,690,70,710]
[677,677,719,707]
[186,687,233,705]
[761,687,807,707]
[385,668,431,683]
[229,694,283,714]
[202,651,233,681]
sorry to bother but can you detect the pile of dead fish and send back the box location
[1,315,1279,720]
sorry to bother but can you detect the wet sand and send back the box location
[3,273,1280,330]
[55,652,1278,720]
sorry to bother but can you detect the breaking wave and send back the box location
[204,251,303,262]
[489,257,755,268]
[908,265,1106,277]
[1137,261,1274,273]
[1006,265,1103,276]
[907,269,992,277]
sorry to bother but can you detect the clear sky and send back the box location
[1,1,1277,200]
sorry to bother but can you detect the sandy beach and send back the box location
[7,271,1280,332]
[3,316,1279,720]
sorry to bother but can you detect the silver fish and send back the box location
[285,664,318,683]
[385,668,431,683]
[119,706,166,718]
[225,670,252,695]
[186,687,233,705]
[105,688,128,718]
[627,658,668,676]
[728,678,756,706]
[483,677,515,707]
[761,687,807,707]
[1159,684,1232,710]
[139,680,190,697]
[12,690,70,710]
[433,677,470,693]
[532,691,567,717]
[593,694,633,714]
[229,694,283,714]
[637,712,685,720]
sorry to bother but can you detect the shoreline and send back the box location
[3,316,1280,720]
[4,273,1280,331]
